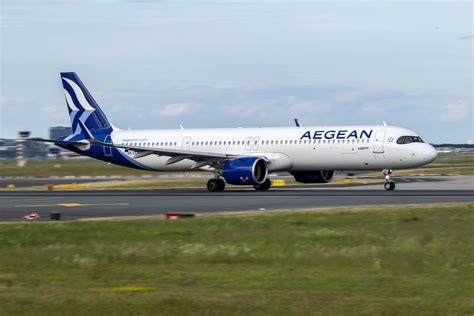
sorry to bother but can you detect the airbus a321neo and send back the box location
[33,73,437,192]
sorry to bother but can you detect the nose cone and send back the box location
[423,144,438,164]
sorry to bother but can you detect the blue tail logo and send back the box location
[61,72,114,138]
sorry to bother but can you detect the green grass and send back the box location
[0,159,185,177]
[433,152,474,165]
[0,204,473,315]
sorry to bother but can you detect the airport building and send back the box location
[0,127,78,160]
[0,131,48,161]
[49,126,72,140]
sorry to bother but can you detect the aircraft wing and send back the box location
[30,134,230,167]
[93,137,229,161]
[74,119,230,164]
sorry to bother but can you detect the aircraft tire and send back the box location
[384,181,396,191]
[207,179,220,192]
[253,179,271,191]
[217,179,226,191]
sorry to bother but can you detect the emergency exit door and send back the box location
[182,137,191,151]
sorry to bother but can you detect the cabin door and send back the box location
[373,130,386,153]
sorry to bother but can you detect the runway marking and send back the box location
[15,203,130,208]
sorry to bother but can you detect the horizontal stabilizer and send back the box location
[28,138,89,146]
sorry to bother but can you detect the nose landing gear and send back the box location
[382,169,396,191]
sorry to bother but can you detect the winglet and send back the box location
[383,120,387,127]
[294,118,302,127]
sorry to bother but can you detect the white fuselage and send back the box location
[109,125,437,172]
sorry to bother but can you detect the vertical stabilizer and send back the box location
[60,72,114,136]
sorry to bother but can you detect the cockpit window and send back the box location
[397,136,424,144]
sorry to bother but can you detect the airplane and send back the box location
[32,72,438,192]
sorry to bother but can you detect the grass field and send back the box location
[0,159,170,177]
[0,204,473,315]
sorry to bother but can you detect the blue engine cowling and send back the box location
[223,157,268,185]
[290,170,336,183]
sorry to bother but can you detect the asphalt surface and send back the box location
[1,189,472,222]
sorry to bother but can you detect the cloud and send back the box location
[159,103,196,117]
[438,100,471,122]
[459,34,473,40]
[290,101,331,114]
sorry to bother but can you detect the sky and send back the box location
[0,0,472,143]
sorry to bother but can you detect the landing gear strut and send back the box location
[383,169,396,191]
[207,178,225,192]
[253,179,272,191]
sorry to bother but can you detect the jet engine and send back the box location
[223,157,268,185]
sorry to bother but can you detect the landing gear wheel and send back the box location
[207,179,219,192]
[253,179,272,191]
[217,179,226,191]
[384,181,396,191]
[207,179,226,192]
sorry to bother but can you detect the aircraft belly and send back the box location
[134,156,196,171]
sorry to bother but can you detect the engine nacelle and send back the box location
[223,157,268,185]
[290,170,336,183]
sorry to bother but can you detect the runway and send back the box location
[1,189,472,221]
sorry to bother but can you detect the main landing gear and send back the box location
[207,178,273,192]
[207,178,225,192]
[253,179,272,191]
[383,169,396,191]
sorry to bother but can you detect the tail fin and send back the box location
[61,72,115,136]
